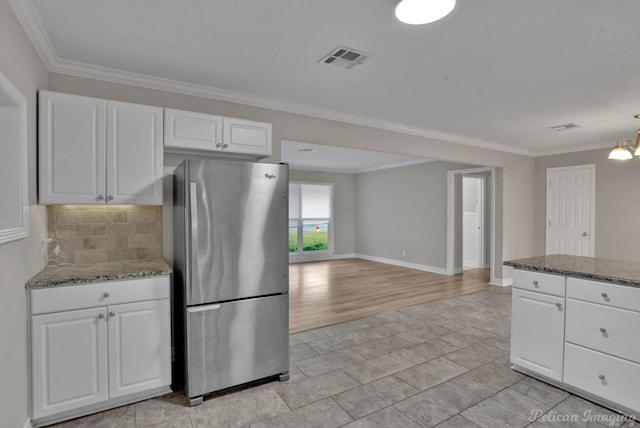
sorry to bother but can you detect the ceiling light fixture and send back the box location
[395,0,456,25]
[608,115,640,160]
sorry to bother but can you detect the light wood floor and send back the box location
[289,258,494,333]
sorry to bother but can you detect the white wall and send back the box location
[535,147,640,260]
[0,1,49,426]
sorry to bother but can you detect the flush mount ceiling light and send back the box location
[395,0,456,25]
[608,115,640,160]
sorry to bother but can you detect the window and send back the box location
[289,183,333,255]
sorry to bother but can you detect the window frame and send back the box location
[288,181,334,261]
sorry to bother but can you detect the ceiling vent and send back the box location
[549,123,579,131]
[319,46,369,69]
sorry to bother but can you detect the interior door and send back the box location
[546,165,595,256]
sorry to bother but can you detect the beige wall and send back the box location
[356,161,473,269]
[0,1,49,426]
[534,148,640,260]
[289,170,357,256]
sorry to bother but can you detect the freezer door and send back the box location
[186,294,289,399]
[187,159,289,305]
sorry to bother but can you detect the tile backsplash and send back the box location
[47,205,162,265]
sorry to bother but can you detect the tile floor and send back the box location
[52,287,636,428]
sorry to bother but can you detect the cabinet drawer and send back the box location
[564,343,640,414]
[566,299,640,364]
[567,277,640,312]
[513,269,565,296]
[31,276,170,315]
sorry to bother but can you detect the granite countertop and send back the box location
[26,259,172,289]
[504,254,640,287]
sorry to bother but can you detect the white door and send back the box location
[511,289,565,381]
[223,117,272,156]
[38,91,106,204]
[31,307,108,419]
[106,101,163,205]
[546,165,595,256]
[107,299,171,398]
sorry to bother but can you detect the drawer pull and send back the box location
[98,313,105,319]
[109,311,116,317]
[556,302,562,310]
[600,327,606,333]
[103,292,110,298]
[601,292,609,301]
[598,374,606,381]
[533,280,539,287]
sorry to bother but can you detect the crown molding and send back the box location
[9,0,537,158]
[534,141,612,157]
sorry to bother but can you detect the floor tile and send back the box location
[277,369,360,409]
[295,348,364,377]
[289,329,329,346]
[462,387,552,428]
[434,415,481,428]
[438,327,496,348]
[354,322,411,341]
[290,343,320,362]
[450,357,523,400]
[528,395,630,428]
[51,405,136,428]
[395,357,469,391]
[394,381,481,427]
[318,317,386,337]
[341,406,421,428]
[350,335,411,360]
[249,398,353,428]
[135,393,190,427]
[333,375,418,419]
[141,415,193,428]
[395,338,461,364]
[190,386,289,428]
[343,353,415,384]
[308,331,369,354]
[394,324,452,345]
[482,335,510,352]
[443,342,506,369]
[511,377,570,408]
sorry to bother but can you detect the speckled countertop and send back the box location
[504,254,640,287]
[26,259,172,288]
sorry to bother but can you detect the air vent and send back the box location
[319,46,369,69]
[549,123,579,131]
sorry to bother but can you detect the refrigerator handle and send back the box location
[190,182,199,292]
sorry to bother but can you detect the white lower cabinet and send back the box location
[511,288,565,381]
[511,269,640,417]
[30,277,171,426]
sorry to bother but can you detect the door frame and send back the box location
[447,166,498,285]
[545,164,595,257]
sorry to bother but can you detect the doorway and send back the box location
[462,175,487,270]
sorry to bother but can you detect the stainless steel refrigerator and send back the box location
[173,158,289,406]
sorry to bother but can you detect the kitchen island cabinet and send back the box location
[505,255,640,418]
[27,260,172,427]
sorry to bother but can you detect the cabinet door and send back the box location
[106,101,163,205]
[32,307,108,419]
[164,108,223,152]
[107,299,171,398]
[223,117,272,156]
[511,288,565,381]
[39,91,106,204]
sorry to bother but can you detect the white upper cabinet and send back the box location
[164,108,271,158]
[39,91,163,205]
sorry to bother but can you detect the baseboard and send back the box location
[24,419,33,428]
[289,253,356,263]
[490,277,513,287]
[355,254,449,275]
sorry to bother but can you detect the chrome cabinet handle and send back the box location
[222,143,228,149]
[601,292,609,301]
[107,195,114,201]
[600,327,607,334]
[109,311,116,317]
[582,231,589,237]
[96,195,105,201]
[103,292,110,298]
[556,303,562,310]
[598,374,606,380]
[98,313,105,319]
[533,280,539,288]
[216,142,222,148]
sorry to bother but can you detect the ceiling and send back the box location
[11,0,640,156]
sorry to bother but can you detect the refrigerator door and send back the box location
[187,159,288,305]
[186,294,289,399]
